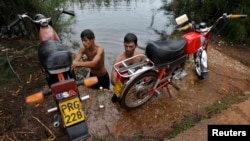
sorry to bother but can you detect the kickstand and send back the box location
[166,81,181,98]
[166,85,172,98]
[170,82,180,91]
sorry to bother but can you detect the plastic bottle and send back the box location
[98,87,105,108]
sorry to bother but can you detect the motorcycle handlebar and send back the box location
[7,7,74,30]
[176,13,247,32]
[62,9,75,16]
[55,7,75,16]
[176,24,191,31]
[227,14,248,19]
[7,15,22,30]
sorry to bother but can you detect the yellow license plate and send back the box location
[113,80,123,97]
[59,97,85,127]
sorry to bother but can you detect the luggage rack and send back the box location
[113,54,154,78]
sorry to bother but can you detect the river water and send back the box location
[63,0,174,74]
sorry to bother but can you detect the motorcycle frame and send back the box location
[7,11,92,140]
[115,54,187,99]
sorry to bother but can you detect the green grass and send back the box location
[166,93,250,139]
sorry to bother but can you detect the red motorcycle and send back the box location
[7,8,98,140]
[113,13,247,110]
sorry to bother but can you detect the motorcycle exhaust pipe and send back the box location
[53,114,60,127]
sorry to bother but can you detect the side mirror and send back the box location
[175,14,189,25]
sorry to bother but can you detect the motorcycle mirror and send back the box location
[25,92,44,104]
[176,14,189,25]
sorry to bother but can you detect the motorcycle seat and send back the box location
[145,39,186,66]
[38,40,72,73]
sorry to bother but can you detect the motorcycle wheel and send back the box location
[120,70,158,110]
[193,50,209,79]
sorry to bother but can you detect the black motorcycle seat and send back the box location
[38,40,72,71]
[145,39,186,66]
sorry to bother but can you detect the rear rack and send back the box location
[113,54,154,78]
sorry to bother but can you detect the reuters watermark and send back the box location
[208,125,250,140]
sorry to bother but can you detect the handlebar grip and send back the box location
[176,24,191,31]
[63,9,75,16]
[76,76,98,87]
[7,15,22,30]
[229,14,248,19]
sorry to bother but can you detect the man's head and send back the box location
[81,29,95,48]
[124,33,137,57]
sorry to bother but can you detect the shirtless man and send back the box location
[111,33,145,102]
[72,29,110,89]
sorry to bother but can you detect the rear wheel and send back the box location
[120,70,158,110]
[193,50,209,79]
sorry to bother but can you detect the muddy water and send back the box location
[63,0,174,76]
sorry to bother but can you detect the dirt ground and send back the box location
[0,38,250,141]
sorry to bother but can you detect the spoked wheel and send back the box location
[120,70,158,110]
[193,50,209,79]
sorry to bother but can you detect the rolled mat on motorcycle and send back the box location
[113,13,247,110]
[7,8,98,141]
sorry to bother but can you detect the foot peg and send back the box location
[173,70,187,80]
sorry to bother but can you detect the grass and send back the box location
[166,92,250,139]
[0,38,45,93]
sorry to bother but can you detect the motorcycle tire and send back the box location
[193,50,209,79]
[120,70,158,110]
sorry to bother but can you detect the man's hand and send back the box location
[71,60,78,69]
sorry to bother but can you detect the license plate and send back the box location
[59,97,85,127]
[113,80,123,97]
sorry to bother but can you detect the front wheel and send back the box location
[193,50,209,79]
[120,70,158,110]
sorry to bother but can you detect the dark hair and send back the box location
[124,33,137,44]
[80,29,95,40]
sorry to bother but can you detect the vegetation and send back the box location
[1,0,249,44]
[0,0,72,39]
[161,0,250,45]
[0,1,249,140]
[166,92,250,139]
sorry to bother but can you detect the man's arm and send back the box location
[111,59,118,86]
[72,47,85,69]
[78,47,103,68]
[111,55,123,86]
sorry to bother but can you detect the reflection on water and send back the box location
[63,0,174,75]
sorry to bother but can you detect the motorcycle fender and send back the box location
[201,50,208,68]
[39,25,60,43]
[65,121,89,141]
[183,32,203,54]
[119,68,158,98]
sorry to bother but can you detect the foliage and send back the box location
[161,0,250,45]
[166,93,250,139]
[0,0,70,39]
